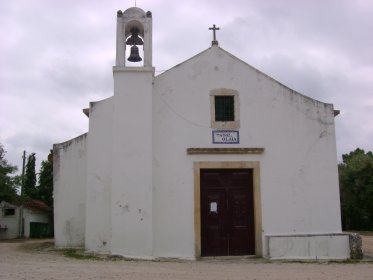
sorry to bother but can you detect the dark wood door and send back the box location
[201,169,255,256]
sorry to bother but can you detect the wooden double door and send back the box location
[201,169,255,256]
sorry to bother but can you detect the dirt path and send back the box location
[0,238,372,280]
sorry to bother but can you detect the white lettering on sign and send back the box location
[212,130,239,144]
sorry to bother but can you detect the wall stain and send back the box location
[118,204,130,214]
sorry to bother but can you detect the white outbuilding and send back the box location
[0,200,51,239]
[53,6,350,260]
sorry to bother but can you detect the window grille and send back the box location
[215,96,234,121]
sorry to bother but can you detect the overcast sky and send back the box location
[1,0,372,173]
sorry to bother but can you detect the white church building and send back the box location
[53,6,350,260]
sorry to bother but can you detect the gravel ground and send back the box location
[0,236,372,280]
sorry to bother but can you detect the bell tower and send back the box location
[115,7,152,67]
[111,7,154,258]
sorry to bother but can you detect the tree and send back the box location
[38,150,53,207]
[0,143,19,202]
[24,153,37,199]
[339,148,373,230]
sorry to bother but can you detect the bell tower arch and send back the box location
[116,7,152,67]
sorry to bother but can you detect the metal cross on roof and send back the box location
[209,24,220,46]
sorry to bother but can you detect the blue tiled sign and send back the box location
[212,130,239,144]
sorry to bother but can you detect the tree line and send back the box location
[0,143,53,208]
[339,148,373,230]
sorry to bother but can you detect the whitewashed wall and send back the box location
[54,45,347,259]
[85,97,113,253]
[152,45,344,259]
[0,203,20,239]
[110,68,154,258]
[54,134,87,247]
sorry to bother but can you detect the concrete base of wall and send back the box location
[265,233,350,260]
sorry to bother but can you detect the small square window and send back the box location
[215,96,234,121]
[4,208,15,216]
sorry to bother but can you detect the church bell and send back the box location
[126,32,143,46]
[126,27,143,62]
[127,45,142,62]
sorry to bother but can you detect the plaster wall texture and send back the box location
[23,209,50,238]
[53,134,87,247]
[152,46,342,258]
[110,68,154,258]
[85,98,113,253]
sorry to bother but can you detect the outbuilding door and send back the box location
[201,169,255,256]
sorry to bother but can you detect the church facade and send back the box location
[53,7,350,259]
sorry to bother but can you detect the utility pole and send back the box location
[19,150,26,238]
[21,150,26,196]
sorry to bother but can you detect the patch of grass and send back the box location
[62,249,101,260]
[275,259,373,265]
[326,260,358,265]
[326,259,373,264]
